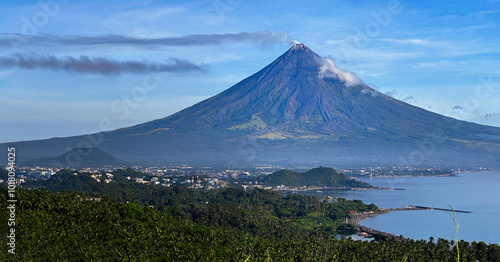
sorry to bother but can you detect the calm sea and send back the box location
[304,171,500,244]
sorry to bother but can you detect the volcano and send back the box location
[3,43,500,168]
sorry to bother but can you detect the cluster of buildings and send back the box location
[4,165,238,190]
[80,169,230,190]
[0,166,56,185]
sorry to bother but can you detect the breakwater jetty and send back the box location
[349,205,471,225]
[347,205,471,240]
[278,186,408,193]
[413,205,472,213]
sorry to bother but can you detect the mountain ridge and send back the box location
[21,147,129,168]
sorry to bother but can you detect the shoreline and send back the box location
[351,169,495,179]
[352,174,455,178]
[347,207,431,241]
[278,171,496,193]
[342,172,497,244]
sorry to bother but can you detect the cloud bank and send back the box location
[318,58,362,86]
[1,31,295,48]
[0,53,205,75]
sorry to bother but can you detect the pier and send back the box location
[355,224,406,241]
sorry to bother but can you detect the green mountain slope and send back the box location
[21,147,129,168]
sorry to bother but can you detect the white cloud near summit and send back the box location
[318,58,362,87]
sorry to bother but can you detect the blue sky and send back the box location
[1,0,500,142]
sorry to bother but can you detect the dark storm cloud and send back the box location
[0,53,206,75]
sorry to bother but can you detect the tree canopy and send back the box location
[264,167,371,187]
[2,169,499,261]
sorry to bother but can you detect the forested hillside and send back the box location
[1,169,499,261]
[264,167,371,187]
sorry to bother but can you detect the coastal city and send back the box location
[2,164,488,191]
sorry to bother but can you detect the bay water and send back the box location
[304,171,500,244]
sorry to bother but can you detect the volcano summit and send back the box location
[3,43,500,168]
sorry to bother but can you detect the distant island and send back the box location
[264,167,372,188]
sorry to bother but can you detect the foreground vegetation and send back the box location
[1,169,499,261]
